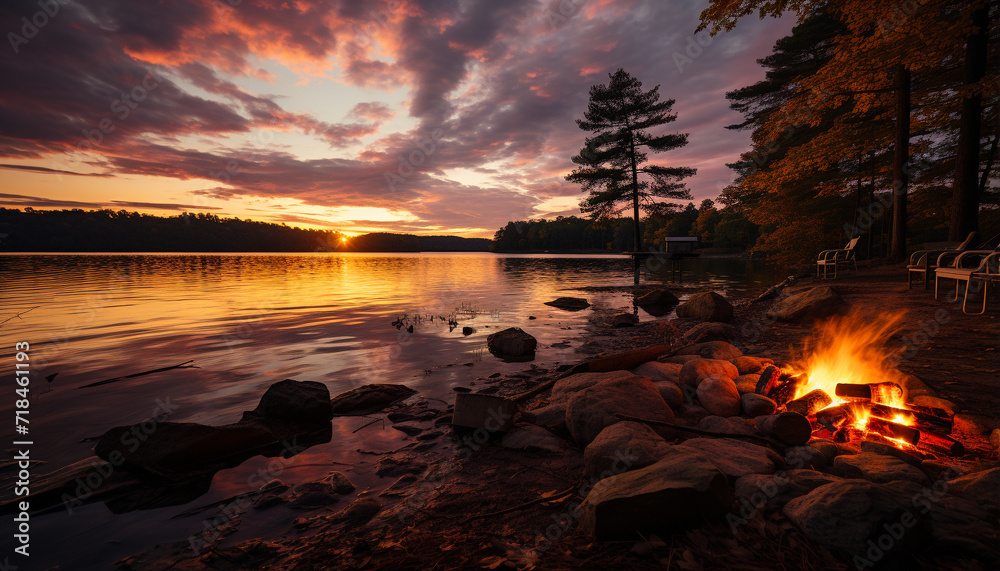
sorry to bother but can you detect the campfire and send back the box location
[755,310,962,457]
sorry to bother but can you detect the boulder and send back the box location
[635,288,680,307]
[735,469,843,514]
[240,379,333,426]
[608,313,639,327]
[524,371,631,427]
[486,327,537,359]
[784,445,827,470]
[678,438,782,479]
[95,422,278,474]
[698,415,756,436]
[734,374,761,394]
[674,340,742,361]
[783,480,923,555]
[832,453,929,485]
[681,321,739,343]
[565,373,677,445]
[654,381,684,409]
[584,421,671,480]
[807,440,840,466]
[462,326,476,335]
[731,356,773,375]
[544,297,590,311]
[696,376,741,417]
[678,358,739,388]
[331,384,417,415]
[765,286,846,323]
[500,425,571,454]
[631,361,682,384]
[741,393,776,417]
[579,451,732,541]
[675,292,734,323]
[674,403,711,426]
[945,468,1000,513]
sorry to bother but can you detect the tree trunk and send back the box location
[949,6,990,241]
[889,64,910,262]
[629,134,640,252]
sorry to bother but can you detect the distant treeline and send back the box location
[491,202,759,252]
[0,209,490,252]
[346,232,491,252]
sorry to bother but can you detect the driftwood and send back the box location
[78,360,197,389]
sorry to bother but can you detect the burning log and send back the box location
[902,402,954,421]
[868,404,953,432]
[866,417,920,446]
[767,374,804,406]
[815,403,855,427]
[785,389,833,417]
[834,382,903,403]
[754,365,780,396]
[917,431,965,457]
[755,412,812,446]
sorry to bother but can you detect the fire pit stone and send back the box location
[741,393,776,416]
[678,358,738,387]
[734,373,761,394]
[583,421,671,480]
[731,355,773,375]
[831,452,930,485]
[677,438,783,479]
[696,375,741,416]
[674,340,742,361]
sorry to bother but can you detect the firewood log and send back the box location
[834,382,903,403]
[866,417,920,446]
[755,411,811,446]
[785,389,833,417]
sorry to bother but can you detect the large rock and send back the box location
[741,393,776,416]
[698,415,756,436]
[500,425,571,454]
[734,374,761,394]
[579,451,732,541]
[946,468,1000,513]
[696,376,741,417]
[731,356,773,375]
[486,327,537,359]
[631,361,682,384]
[766,286,846,323]
[524,371,632,427]
[544,297,590,311]
[675,292,734,323]
[674,340,742,361]
[95,422,278,474]
[832,453,929,485]
[608,313,639,327]
[681,321,739,343]
[654,381,684,409]
[584,421,671,480]
[565,373,677,445]
[735,470,842,514]
[635,289,680,317]
[678,358,738,388]
[330,384,417,415]
[783,480,923,555]
[241,379,333,426]
[678,438,782,479]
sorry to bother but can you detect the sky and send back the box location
[0,0,794,238]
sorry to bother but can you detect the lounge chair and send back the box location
[934,245,1000,312]
[907,231,977,289]
[816,236,860,279]
[961,253,1000,314]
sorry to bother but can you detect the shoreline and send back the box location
[115,266,1000,569]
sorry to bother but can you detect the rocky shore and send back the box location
[30,265,1000,570]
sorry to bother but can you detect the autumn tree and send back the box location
[701,0,999,260]
[567,68,695,252]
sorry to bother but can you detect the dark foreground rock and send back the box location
[486,327,537,359]
[583,421,671,480]
[330,383,417,415]
[565,372,676,445]
[766,285,847,323]
[580,451,732,541]
[675,292,734,322]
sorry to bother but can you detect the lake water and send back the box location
[0,253,782,569]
